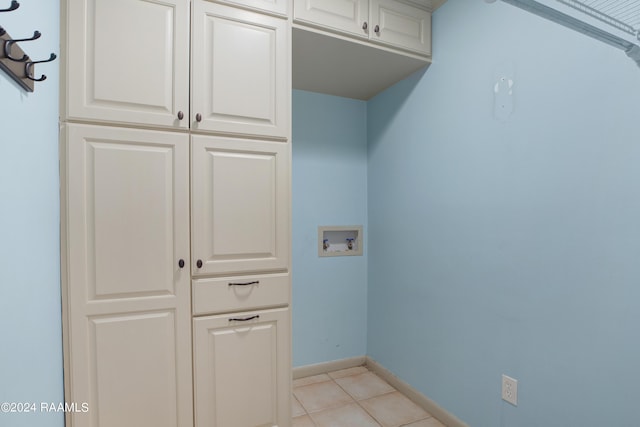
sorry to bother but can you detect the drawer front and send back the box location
[193,273,289,315]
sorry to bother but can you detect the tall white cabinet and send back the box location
[60,1,292,426]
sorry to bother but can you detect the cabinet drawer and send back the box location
[192,273,289,315]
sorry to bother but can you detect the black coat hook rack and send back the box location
[0,1,57,92]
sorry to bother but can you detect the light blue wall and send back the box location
[0,2,64,427]
[367,1,640,426]
[292,90,368,367]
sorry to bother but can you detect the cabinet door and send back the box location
[293,0,369,37]
[370,0,431,55]
[193,308,291,427]
[63,124,192,427]
[191,135,290,276]
[192,2,290,138]
[64,0,190,128]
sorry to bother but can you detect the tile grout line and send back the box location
[293,368,438,427]
[330,370,435,427]
[330,374,384,427]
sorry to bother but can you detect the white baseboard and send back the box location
[292,356,469,427]
[293,356,366,379]
[365,357,470,427]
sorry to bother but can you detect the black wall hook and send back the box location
[25,52,56,82]
[0,0,19,13]
[3,31,40,61]
[0,23,54,92]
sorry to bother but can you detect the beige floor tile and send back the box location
[294,380,354,413]
[294,373,332,388]
[293,414,317,427]
[328,366,369,379]
[310,403,381,427]
[401,418,445,427]
[292,395,307,417]
[360,391,431,427]
[335,372,396,400]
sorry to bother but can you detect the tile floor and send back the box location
[292,366,447,427]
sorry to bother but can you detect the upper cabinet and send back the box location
[63,0,290,139]
[371,0,431,55]
[294,0,429,55]
[293,0,369,37]
[292,0,445,100]
[191,2,290,138]
[63,0,190,128]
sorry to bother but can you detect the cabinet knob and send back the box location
[374,25,380,34]
[177,111,184,120]
[362,22,368,30]
[196,113,202,123]
[196,259,203,268]
[178,259,185,269]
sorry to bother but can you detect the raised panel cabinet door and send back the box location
[191,135,290,276]
[64,0,190,128]
[293,0,369,37]
[193,308,291,427]
[62,123,192,427]
[370,0,431,55]
[191,1,290,138]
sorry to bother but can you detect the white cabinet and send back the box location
[293,0,430,55]
[292,0,434,99]
[62,123,193,427]
[293,0,369,37]
[64,0,290,139]
[191,135,290,276]
[193,308,291,427]
[192,2,290,138]
[371,0,431,55]
[62,1,292,427]
[63,0,190,128]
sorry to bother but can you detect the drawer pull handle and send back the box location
[374,24,380,34]
[178,259,185,269]
[196,113,202,122]
[229,315,260,322]
[196,259,203,268]
[362,22,368,30]
[228,280,259,287]
[177,111,184,120]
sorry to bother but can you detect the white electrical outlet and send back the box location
[502,374,518,406]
